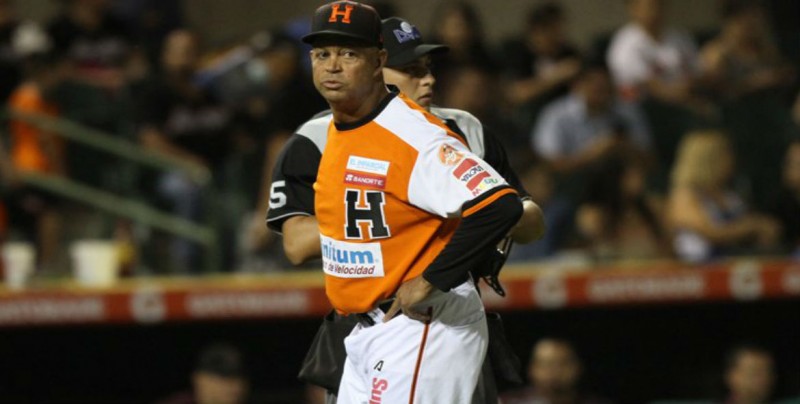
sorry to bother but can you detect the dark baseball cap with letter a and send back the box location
[302,1,383,48]
[381,17,448,67]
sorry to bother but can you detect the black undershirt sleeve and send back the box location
[422,187,523,292]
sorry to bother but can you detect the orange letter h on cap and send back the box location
[329,4,354,23]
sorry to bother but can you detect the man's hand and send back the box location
[383,276,435,323]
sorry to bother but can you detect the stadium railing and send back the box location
[0,108,221,273]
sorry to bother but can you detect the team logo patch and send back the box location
[393,22,421,44]
[344,170,386,189]
[438,144,464,166]
[347,156,390,175]
[320,235,385,278]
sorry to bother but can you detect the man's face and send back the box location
[383,55,435,109]
[529,341,581,396]
[579,70,613,112]
[726,351,775,403]
[193,372,248,404]
[629,0,664,30]
[310,41,384,106]
[529,22,564,56]
[162,31,199,75]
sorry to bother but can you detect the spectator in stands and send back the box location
[46,0,143,191]
[246,32,326,194]
[429,1,496,102]
[229,32,327,265]
[158,343,250,404]
[606,0,700,105]
[501,338,610,404]
[0,0,21,103]
[607,0,714,186]
[110,0,183,68]
[0,139,14,252]
[509,163,573,261]
[500,2,582,136]
[137,29,232,273]
[773,140,800,256]
[47,0,133,89]
[699,0,795,101]
[532,64,652,176]
[703,0,797,213]
[667,131,780,263]
[576,151,669,261]
[724,344,775,404]
[6,24,70,272]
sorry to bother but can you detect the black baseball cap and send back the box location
[382,17,448,67]
[302,1,383,48]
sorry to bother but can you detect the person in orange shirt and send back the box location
[6,48,70,271]
[268,15,544,404]
[303,2,523,402]
[0,138,11,272]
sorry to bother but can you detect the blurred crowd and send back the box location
[0,0,799,276]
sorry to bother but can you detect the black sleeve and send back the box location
[422,188,523,291]
[265,134,321,233]
[481,126,530,199]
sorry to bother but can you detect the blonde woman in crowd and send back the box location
[667,131,780,263]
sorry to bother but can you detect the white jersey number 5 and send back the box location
[269,181,288,209]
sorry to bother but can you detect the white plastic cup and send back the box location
[70,240,119,287]
[1,242,36,290]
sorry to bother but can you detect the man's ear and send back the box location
[375,49,387,74]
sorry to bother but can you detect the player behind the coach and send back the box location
[380,16,544,244]
[302,1,523,403]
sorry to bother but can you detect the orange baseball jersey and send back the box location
[314,93,516,314]
[8,83,61,173]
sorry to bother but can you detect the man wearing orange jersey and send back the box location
[268,15,544,403]
[300,2,524,402]
[269,13,544,404]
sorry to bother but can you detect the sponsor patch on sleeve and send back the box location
[320,235,385,278]
[452,158,501,196]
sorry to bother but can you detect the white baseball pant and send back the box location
[336,279,488,404]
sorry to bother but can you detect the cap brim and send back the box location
[385,44,448,67]
[301,30,379,47]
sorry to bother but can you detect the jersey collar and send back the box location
[334,92,396,131]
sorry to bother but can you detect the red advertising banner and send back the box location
[1,260,798,327]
